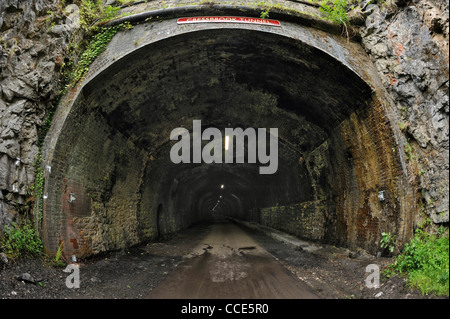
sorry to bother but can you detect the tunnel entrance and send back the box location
[41,17,414,259]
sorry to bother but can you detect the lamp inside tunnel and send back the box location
[169,120,279,174]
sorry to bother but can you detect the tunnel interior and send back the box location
[43,27,411,257]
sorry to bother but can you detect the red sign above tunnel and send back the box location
[177,16,281,27]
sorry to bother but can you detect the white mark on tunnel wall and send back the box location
[68,193,76,203]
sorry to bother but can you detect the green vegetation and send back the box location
[404,140,415,161]
[397,121,408,132]
[260,8,270,19]
[319,0,349,25]
[380,231,396,254]
[62,0,132,91]
[63,24,125,90]
[115,0,135,5]
[77,0,121,32]
[1,222,43,259]
[384,227,449,297]
[53,242,66,267]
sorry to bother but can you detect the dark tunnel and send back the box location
[41,26,413,257]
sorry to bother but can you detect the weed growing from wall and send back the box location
[62,23,132,90]
[319,0,349,24]
[62,1,132,91]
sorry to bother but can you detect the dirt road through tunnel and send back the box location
[147,219,319,299]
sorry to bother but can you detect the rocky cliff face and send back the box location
[0,0,448,235]
[358,0,449,224]
[0,0,77,227]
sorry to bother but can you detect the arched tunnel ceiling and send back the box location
[73,27,374,222]
[81,28,373,155]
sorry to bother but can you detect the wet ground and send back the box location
[148,220,318,298]
[0,218,439,300]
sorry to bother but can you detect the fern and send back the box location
[320,0,349,25]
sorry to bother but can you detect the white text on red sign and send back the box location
[177,16,281,27]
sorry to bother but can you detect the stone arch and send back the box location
[40,12,415,257]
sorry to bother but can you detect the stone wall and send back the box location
[261,96,415,253]
[260,200,327,241]
[312,99,414,253]
[41,96,149,255]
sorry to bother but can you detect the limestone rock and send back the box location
[15,272,37,284]
[0,0,74,216]
[0,252,8,265]
[358,0,449,223]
